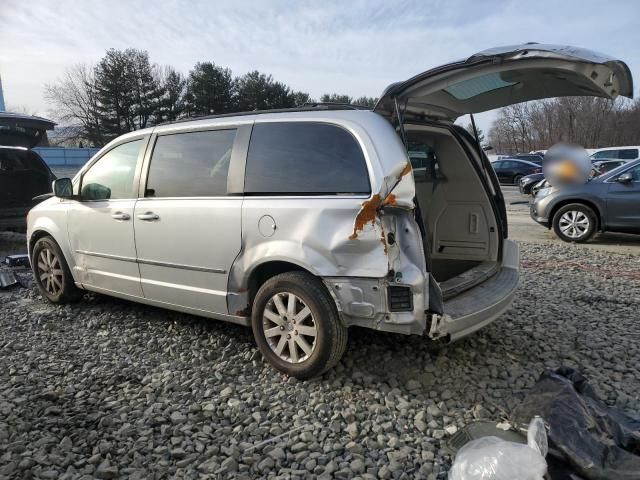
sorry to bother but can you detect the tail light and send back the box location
[387,286,413,312]
[534,168,542,173]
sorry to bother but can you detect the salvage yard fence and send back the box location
[33,147,100,167]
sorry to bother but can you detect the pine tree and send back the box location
[233,71,298,111]
[184,62,234,116]
[94,49,164,140]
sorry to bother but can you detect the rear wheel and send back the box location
[552,203,596,243]
[251,271,347,379]
[32,236,83,303]
[513,174,524,185]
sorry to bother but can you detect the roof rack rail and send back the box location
[161,103,370,125]
[301,102,370,110]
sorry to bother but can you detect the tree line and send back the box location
[45,48,378,146]
[488,96,640,154]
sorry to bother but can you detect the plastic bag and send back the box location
[527,416,548,458]
[449,418,547,480]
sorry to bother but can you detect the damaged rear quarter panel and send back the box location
[227,112,427,332]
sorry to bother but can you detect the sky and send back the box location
[1,0,639,134]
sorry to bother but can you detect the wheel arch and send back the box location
[28,221,79,283]
[29,226,71,262]
[227,258,319,317]
[247,260,311,300]
[548,198,602,231]
[29,229,52,258]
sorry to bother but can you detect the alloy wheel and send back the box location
[262,292,317,363]
[37,247,64,296]
[559,210,590,239]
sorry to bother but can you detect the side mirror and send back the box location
[616,172,633,184]
[53,178,74,198]
[81,183,111,201]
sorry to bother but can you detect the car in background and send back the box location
[491,158,542,185]
[0,113,57,230]
[530,159,640,242]
[590,146,639,161]
[511,153,544,164]
[520,160,623,196]
[519,172,545,195]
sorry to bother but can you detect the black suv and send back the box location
[0,113,56,230]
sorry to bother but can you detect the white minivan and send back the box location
[27,44,633,378]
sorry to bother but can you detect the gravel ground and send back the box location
[1,241,639,479]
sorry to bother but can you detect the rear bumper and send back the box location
[432,239,520,341]
[324,240,520,339]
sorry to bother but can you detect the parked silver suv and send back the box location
[27,44,633,378]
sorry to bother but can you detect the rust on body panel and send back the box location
[349,194,381,240]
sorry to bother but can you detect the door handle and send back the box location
[137,212,160,221]
[111,211,130,221]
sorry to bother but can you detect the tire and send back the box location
[513,174,524,185]
[32,236,83,303]
[251,271,347,379]
[552,203,597,243]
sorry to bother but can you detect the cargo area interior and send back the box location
[405,124,501,299]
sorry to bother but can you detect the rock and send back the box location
[300,431,314,443]
[427,404,442,417]
[406,379,421,392]
[59,436,73,451]
[445,425,458,435]
[290,442,307,453]
[350,458,365,474]
[1,242,637,480]
[221,456,238,473]
[170,411,187,424]
[95,460,118,479]
[170,448,186,459]
[257,457,275,472]
[268,447,286,460]
[378,464,391,479]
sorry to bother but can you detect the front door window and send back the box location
[81,140,142,200]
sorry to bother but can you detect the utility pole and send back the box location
[0,71,5,111]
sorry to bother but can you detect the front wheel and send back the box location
[32,236,83,303]
[251,271,347,379]
[552,204,596,243]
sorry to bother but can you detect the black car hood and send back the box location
[0,112,56,148]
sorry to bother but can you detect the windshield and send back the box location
[599,160,636,180]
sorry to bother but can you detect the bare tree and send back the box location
[44,64,104,146]
[489,97,640,154]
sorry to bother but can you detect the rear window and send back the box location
[146,129,236,197]
[592,150,618,159]
[408,141,441,183]
[618,149,638,160]
[0,149,49,175]
[444,72,517,100]
[244,122,370,195]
